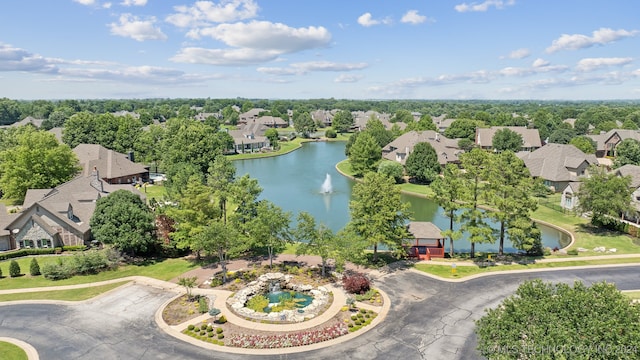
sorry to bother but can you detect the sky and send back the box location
[1,0,639,101]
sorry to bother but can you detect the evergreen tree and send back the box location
[9,260,20,277]
[405,142,441,183]
[30,257,41,276]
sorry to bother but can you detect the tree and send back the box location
[391,109,414,124]
[459,149,494,258]
[614,138,640,168]
[30,258,41,276]
[444,119,479,140]
[292,111,316,138]
[198,220,244,284]
[431,164,465,257]
[364,118,395,148]
[492,128,523,152]
[0,127,80,201]
[570,135,596,154]
[294,212,339,277]
[377,161,404,184]
[548,128,576,144]
[577,166,632,225]
[207,155,236,225]
[9,260,21,277]
[485,151,538,255]
[90,190,157,255]
[0,98,21,125]
[177,276,198,300]
[348,132,382,177]
[405,114,437,132]
[348,172,411,262]
[161,118,224,176]
[332,110,354,133]
[247,200,292,268]
[476,280,640,360]
[405,142,441,184]
[264,128,279,149]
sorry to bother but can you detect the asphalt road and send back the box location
[1,265,639,360]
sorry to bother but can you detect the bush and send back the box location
[30,258,41,276]
[0,266,3,277]
[216,327,223,334]
[207,332,214,338]
[42,262,72,280]
[9,260,20,277]
[187,324,195,331]
[543,247,552,256]
[217,334,224,339]
[198,297,209,313]
[0,248,56,261]
[217,315,227,324]
[325,129,337,138]
[342,272,370,294]
[246,295,269,312]
[68,250,111,275]
[567,249,579,255]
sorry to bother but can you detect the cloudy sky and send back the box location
[1,0,639,100]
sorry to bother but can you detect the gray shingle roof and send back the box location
[73,144,148,180]
[382,130,463,165]
[518,143,597,182]
[408,221,443,239]
[615,164,640,188]
[475,126,542,149]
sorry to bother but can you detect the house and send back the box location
[614,164,640,214]
[518,143,598,192]
[560,182,581,211]
[111,110,140,119]
[0,169,146,250]
[238,108,267,124]
[228,127,270,154]
[405,221,445,259]
[352,111,395,131]
[587,129,640,158]
[73,144,149,185]
[432,115,455,133]
[382,130,463,166]
[475,126,542,152]
[311,110,337,127]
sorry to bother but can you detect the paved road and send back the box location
[1,266,639,360]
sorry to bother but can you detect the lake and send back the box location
[234,141,570,253]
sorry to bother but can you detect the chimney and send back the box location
[90,166,104,192]
[127,151,135,162]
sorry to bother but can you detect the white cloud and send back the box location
[454,0,515,13]
[546,27,639,53]
[166,0,259,28]
[257,61,368,75]
[357,13,391,27]
[506,48,530,59]
[401,10,427,25]
[109,14,167,41]
[0,43,57,73]
[532,58,549,67]
[335,74,363,83]
[576,57,633,72]
[121,0,147,6]
[73,0,96,5]
[171,47,281,66]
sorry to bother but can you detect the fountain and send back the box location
[320,173,333,194]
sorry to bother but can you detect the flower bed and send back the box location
[226,322,349,348]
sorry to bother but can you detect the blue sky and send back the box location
[1,0,639,100]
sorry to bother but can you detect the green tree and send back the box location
[476,280,640,360]
[207,156,236,225]
[294,212,339,277]
[577,166,632,225]
[348,132,382,177]
[30,258,41,276]
[405,142,441,184]
[391,109,414,123]
[614,138,640,168]
[198,220,244,284]
[548,128,576,144]
[492,128,523,152]
[570,135,596,154]
[364,118,395,147]
[405,114,437,132]
[161,118,224,176]
[622,119,638,130]
[247,200,292,268]
[485,151,538,255]
[431,164,465,257]
[332,110,354,133]
[444,119,479,140]
[459,149,494,258]
[0,127,80,201]
[377,161,404,184]
[90,190,156,255]
[0,98,21,125]
[264,128,279,150]
[292,111,316,138]
[348,172,411,262]
[9,260,20,277]
[177,276,197,300]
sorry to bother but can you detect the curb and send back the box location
[0,337,39,360]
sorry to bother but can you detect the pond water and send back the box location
[234,141,570,253]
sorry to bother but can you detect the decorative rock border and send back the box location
[226,272,330,322]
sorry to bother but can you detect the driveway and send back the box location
[1,266,639,359]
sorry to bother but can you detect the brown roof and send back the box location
[382,130,463,165]
[475,126,542,149]
[73,144,148,180]
[615,164,640,189]
[518,143,598,182]
[408,222,443,239]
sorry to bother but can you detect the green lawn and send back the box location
[0,281,129,302]
[227,137,311,160]
[0,341,27,360]
[142,183,167,201]
[622,290,640,300]
[0,257,197,290]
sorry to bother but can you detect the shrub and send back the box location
[206,325,213,332]
[217,334,224,339]
[198,297,209,313]
[208,332,214,338]
[200,324,207,331]
[216,327,223,334]
[567,249,579,255]
[217,315,227,324]
[246,295,269,312]
[41,262,72,280]
[68,250,111,275]
[0,266,3,277]
[9,260,20,277]
[325,129,337,138]
[30,258,41,276]
[543,247,552,256]
[342,272,370,294]
[187,324,195,331]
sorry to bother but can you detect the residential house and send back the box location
[382,130,463,166]
[587,129,640,158]
[111,110,140,119]
[73,144,149,185]
[432,115,455,133]
[228,126,270,154]
[518,143,598,192]
[405,221,445,259]
[475,126,542,152]
[238,108,267,124]
[0,169,146,250]
[614,164,640,215]
[311,109,337,128]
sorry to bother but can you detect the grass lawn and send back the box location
[0,257,197,290]
[0,281,129,302]
[227,138,312,160]
[398,183,433,197]
[0,341,27,360]
[141,183,167,201]
[622,290,640,300]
